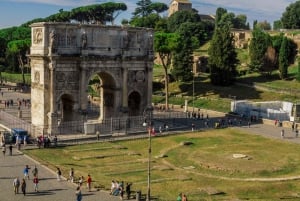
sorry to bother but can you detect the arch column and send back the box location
[121,64,128,113]
[147,63,153,108]
[47,59,59,134]
[80,63,88,112]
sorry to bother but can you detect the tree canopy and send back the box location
[281,1,300,29]
[208,24,238,85]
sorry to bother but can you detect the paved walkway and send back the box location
[0,148,125,201]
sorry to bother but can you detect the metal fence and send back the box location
[0,110,190,137]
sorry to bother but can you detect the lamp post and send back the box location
[143,106,153,201]
[191,71,195,113]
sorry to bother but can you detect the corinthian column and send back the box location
[80,63,87,111]
[122,64,128,112]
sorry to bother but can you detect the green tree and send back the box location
[208,25,238,85]
[154,32,179,109]
[215,7,227,27]
[130,0,167,28]
[167,10,201,32]
[101,2,127,25]
[297,58,300,82]
[273,20,283,30]
[281,1,300,29]
[249,28,271,72]
[149,2,168,14]
[256,20,272,30]
[215,8,249,29]
[172,22,199,82]
[7,39,30,83]
[46,9,70,22]
[279,37,289,79]
[132,0,153,18]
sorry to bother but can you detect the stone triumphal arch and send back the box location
[29,22,154,135]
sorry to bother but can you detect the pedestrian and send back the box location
[182,193,188,201]
[8,144,12,156]
[56,167,62,181]
[23,135,27,147]
[2,144,6,156]
[125,182,132,200]
[110,180,117,195]
[78,176,84,187]
[21,178,26,196]
[177,192,182,201]
[23,165,30,180]
[87,174,92,192]
[13,177,20,194]
[119,181,124,200]
[296,129,299,138]
[69,168,74,183]
[281,129,285,138]
[53,135,57,147]
[248,121,251,128]
[192,123,195,132]
[32,165,38,178]
[33,176,39,192]
[76,186,82,201]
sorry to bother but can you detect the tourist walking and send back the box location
[69,168,74,183]
[8,144,12,156]
[33,176,39,192]
[76,186,82,201]
[125,182,132,200]
[21,178,26,196]
[13,177,20,194]
[281,129,285,138]
[182,193,188,201]
[2,144,6,156]
[56,167,62,181]
[87,174,92,191]
[177,192,182,201]
[23,165,30,180]
[32,165,38,177]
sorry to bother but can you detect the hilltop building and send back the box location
[168,0,192,16]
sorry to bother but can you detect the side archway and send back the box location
[128,91,141,116]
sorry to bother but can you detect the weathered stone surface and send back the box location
[29,23,154,135]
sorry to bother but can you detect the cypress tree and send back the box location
[208,24,238,85]
[279,37,289,79]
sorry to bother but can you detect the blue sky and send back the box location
[0,0,297,29]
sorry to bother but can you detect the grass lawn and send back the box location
[24,128,300,201]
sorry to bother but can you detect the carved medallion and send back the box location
[136,71,145,82]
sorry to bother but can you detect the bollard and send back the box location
[136,190,141,201]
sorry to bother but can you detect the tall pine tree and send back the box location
[208,25,238,85]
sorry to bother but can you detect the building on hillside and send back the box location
[168,0,192,17]
[199,14,215,23]
[231,29,252,49]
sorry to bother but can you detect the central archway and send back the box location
[87,71,117,121]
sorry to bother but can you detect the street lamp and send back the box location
[191,71,195,113]
[143,106,153,201]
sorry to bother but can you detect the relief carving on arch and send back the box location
[136,71,145,82]
[33,28,43,44]
[34,71,40,83]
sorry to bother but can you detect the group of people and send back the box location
[36,135,57,148]
[110,180,132,200]
[13,164,39,196]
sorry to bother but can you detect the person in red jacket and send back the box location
[86,174,92,192]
